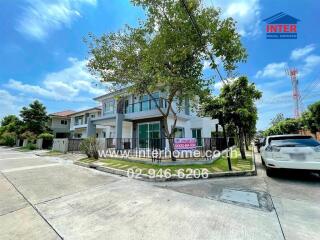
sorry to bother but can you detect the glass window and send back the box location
[150,92,160,110]
[270,138,320,147]
[61,120,67,125]
[140,95,149,111]
[75,116,83,125]
[192,128,202,146]
[174,127,185,138]
[104,100,114,114]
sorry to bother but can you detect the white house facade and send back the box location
[82,89,219,149]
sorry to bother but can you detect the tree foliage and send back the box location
[264,100,320,136]
[264,119,300,136]
[20,100,49,135]
[86,0,246,160]
[301,100,320,134]
[203,76,261,159]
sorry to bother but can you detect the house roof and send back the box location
[68,106,102,116]
[93,87,130,101]
[49,110,76,117]
[263,12,300,24]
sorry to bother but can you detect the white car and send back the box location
[260,134,320,176]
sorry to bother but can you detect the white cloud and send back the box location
[300,54,320,76]
[0,90,22,120]
[255,62,288,78]
[290,44,316,60]
[16,0,97,40]
[6,58,106,102]
[204,0,261,37]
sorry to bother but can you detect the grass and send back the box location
[16,147,33,152]
[79,148,253,175]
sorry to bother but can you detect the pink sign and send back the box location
[174,138,197,150]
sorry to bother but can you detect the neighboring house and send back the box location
[48,110,76,138]
[69,107,105,138]
[83,89,219,149]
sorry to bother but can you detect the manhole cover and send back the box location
[220,189,259,207]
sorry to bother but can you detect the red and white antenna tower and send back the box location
[286,67,300,118]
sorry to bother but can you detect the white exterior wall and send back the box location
[122,122,133,138]
[166,116,218,138]
[51,117,70,131]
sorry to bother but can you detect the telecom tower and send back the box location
[286,68,300,118]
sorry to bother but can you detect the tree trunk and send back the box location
[238,128,246,160]
[147,91,178,161]
[222,124,232,171]
[162,117,176,161]
[168,137,176,161]
[244,131,249,151]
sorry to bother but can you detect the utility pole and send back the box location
[286,68,301,118]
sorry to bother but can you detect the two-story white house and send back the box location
[83,89,219,149]
[69,107,106,138]
[48,110,76,138]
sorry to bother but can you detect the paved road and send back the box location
[0,147,319,240]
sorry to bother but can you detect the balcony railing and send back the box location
[120,98,168,114]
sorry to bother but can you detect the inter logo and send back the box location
[263,12,300,39]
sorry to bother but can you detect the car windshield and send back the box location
[270,138,320,147]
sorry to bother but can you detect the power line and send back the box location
[300,78,320,101]
[179,0,226,84]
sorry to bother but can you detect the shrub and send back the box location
[79,137,99,159]
[0,132,16,146]
[20,131,37,142]
[26,143,37,150]
[38,133,54,140]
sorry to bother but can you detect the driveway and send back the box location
[0,147,319,240]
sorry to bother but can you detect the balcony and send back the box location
[121,98,168,114]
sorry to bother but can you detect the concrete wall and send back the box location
[36,139,43,149]
[22,139,28,147]
[52,138,68,153]
[50,117,70,131]
[166,116,218,138]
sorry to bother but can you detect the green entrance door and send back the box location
[138,122,160,148]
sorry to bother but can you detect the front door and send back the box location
[138,122,160,149]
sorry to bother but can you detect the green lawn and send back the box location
[79,148,253,175]
[15,147,33,152]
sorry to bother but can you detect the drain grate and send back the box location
[220,189,260,207]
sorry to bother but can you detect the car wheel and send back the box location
[266,167,275,177]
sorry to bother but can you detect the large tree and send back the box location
[0,115,25,138]
[201,96,232,169]
[86,0,246,160]
[302,100,320,134]
[20,100,49,135]
[220,76,261,159]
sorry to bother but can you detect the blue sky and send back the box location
[0,0,319,130]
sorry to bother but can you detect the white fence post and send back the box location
[22,139,28,147]
[36,139,43,149]
[52,138,69,153]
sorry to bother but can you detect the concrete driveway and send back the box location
[0,146,319,240]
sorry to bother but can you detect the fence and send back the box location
[68,139,83,152]
[66,137,235,156]
[299,130,320,141]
